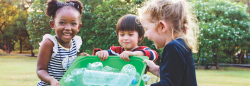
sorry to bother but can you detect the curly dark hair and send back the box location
[46,0,84,20]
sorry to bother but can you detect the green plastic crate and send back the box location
[59,56,148,86]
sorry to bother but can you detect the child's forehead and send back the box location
[55,7,80,18]
[57,7,79,14]
[119,30,138,33]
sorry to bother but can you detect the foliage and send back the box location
[192,0,250,65]
[0,0,18,41]
[25,0,160,57]
[78,0,146,54]
[26,0,51,49]
[0,0,32,53]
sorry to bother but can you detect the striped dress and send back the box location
[37,34,82,86]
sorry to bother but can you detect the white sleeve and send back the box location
[39,34,58,57]
[73,35,82,52]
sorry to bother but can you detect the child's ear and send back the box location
[78,23,82,32]
[159,20,169,33]
[49,20,55,30]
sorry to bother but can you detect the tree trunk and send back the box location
[7,40,11,54]
[247,51,249,64]
[30,45,35,57]
[4,41,8,53]
[242,54,244,64]
[214,54,219,69]
[19,38,23,53]
[240,51,244,64]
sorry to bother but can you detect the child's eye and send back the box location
[59,22,65,25]
[71,23,77,25]
[120,34,124,36]
[129,34,133,36]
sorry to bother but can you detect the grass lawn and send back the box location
[0,53,250,86]
[0,54,39,86]
[196,69,250,86]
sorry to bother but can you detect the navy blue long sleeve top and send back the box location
[151,38,197,86]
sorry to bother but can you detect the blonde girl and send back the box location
[139,0,198,85]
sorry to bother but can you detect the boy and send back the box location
[93,14,158,62]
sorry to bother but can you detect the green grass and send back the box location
[0,53,250,86]
[196,69,250,86]
[0,54,39,86]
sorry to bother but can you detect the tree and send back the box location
[15,0,34,54]
[0,0,34,54]
[192,0,250,69]
[0,0,19,54]
[27,0,51,56]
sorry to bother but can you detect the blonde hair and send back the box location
[138,0,199,52]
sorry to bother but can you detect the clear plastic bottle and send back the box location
[82,70,130,86]
[130,72,141,86]
[86,62,103,71]
[82,64,137,86]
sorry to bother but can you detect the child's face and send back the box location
[50,8,81,43]
[140,14,167,49]
[118,30,140,51]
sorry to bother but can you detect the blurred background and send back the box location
[0,0,250,86]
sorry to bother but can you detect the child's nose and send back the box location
[124,35,129,39]
[64,24,71,30]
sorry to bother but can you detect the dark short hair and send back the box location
[116,14,145,44]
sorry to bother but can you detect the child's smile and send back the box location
[62,31,73,39]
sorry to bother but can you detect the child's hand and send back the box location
[120,51,134,62]
[95,51,109,61]
[78,52,89,56]
[143,60,159,74]
[50,79,60,86]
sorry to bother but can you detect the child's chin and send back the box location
[155,44,163,49]
[154,44,159,49]
[155,45,159,49]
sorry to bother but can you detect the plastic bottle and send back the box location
[130,72,141,86]
[82,70,131,86]
[82,64,136,86]
[86,62,103,71]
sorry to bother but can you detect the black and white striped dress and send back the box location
[37,34,82,86]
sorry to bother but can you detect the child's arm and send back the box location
[119,51,144,61]
[120,46,158,62]
[137,47,158,62]
[37,38,60,86]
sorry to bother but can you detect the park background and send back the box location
[0,0,250,85]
